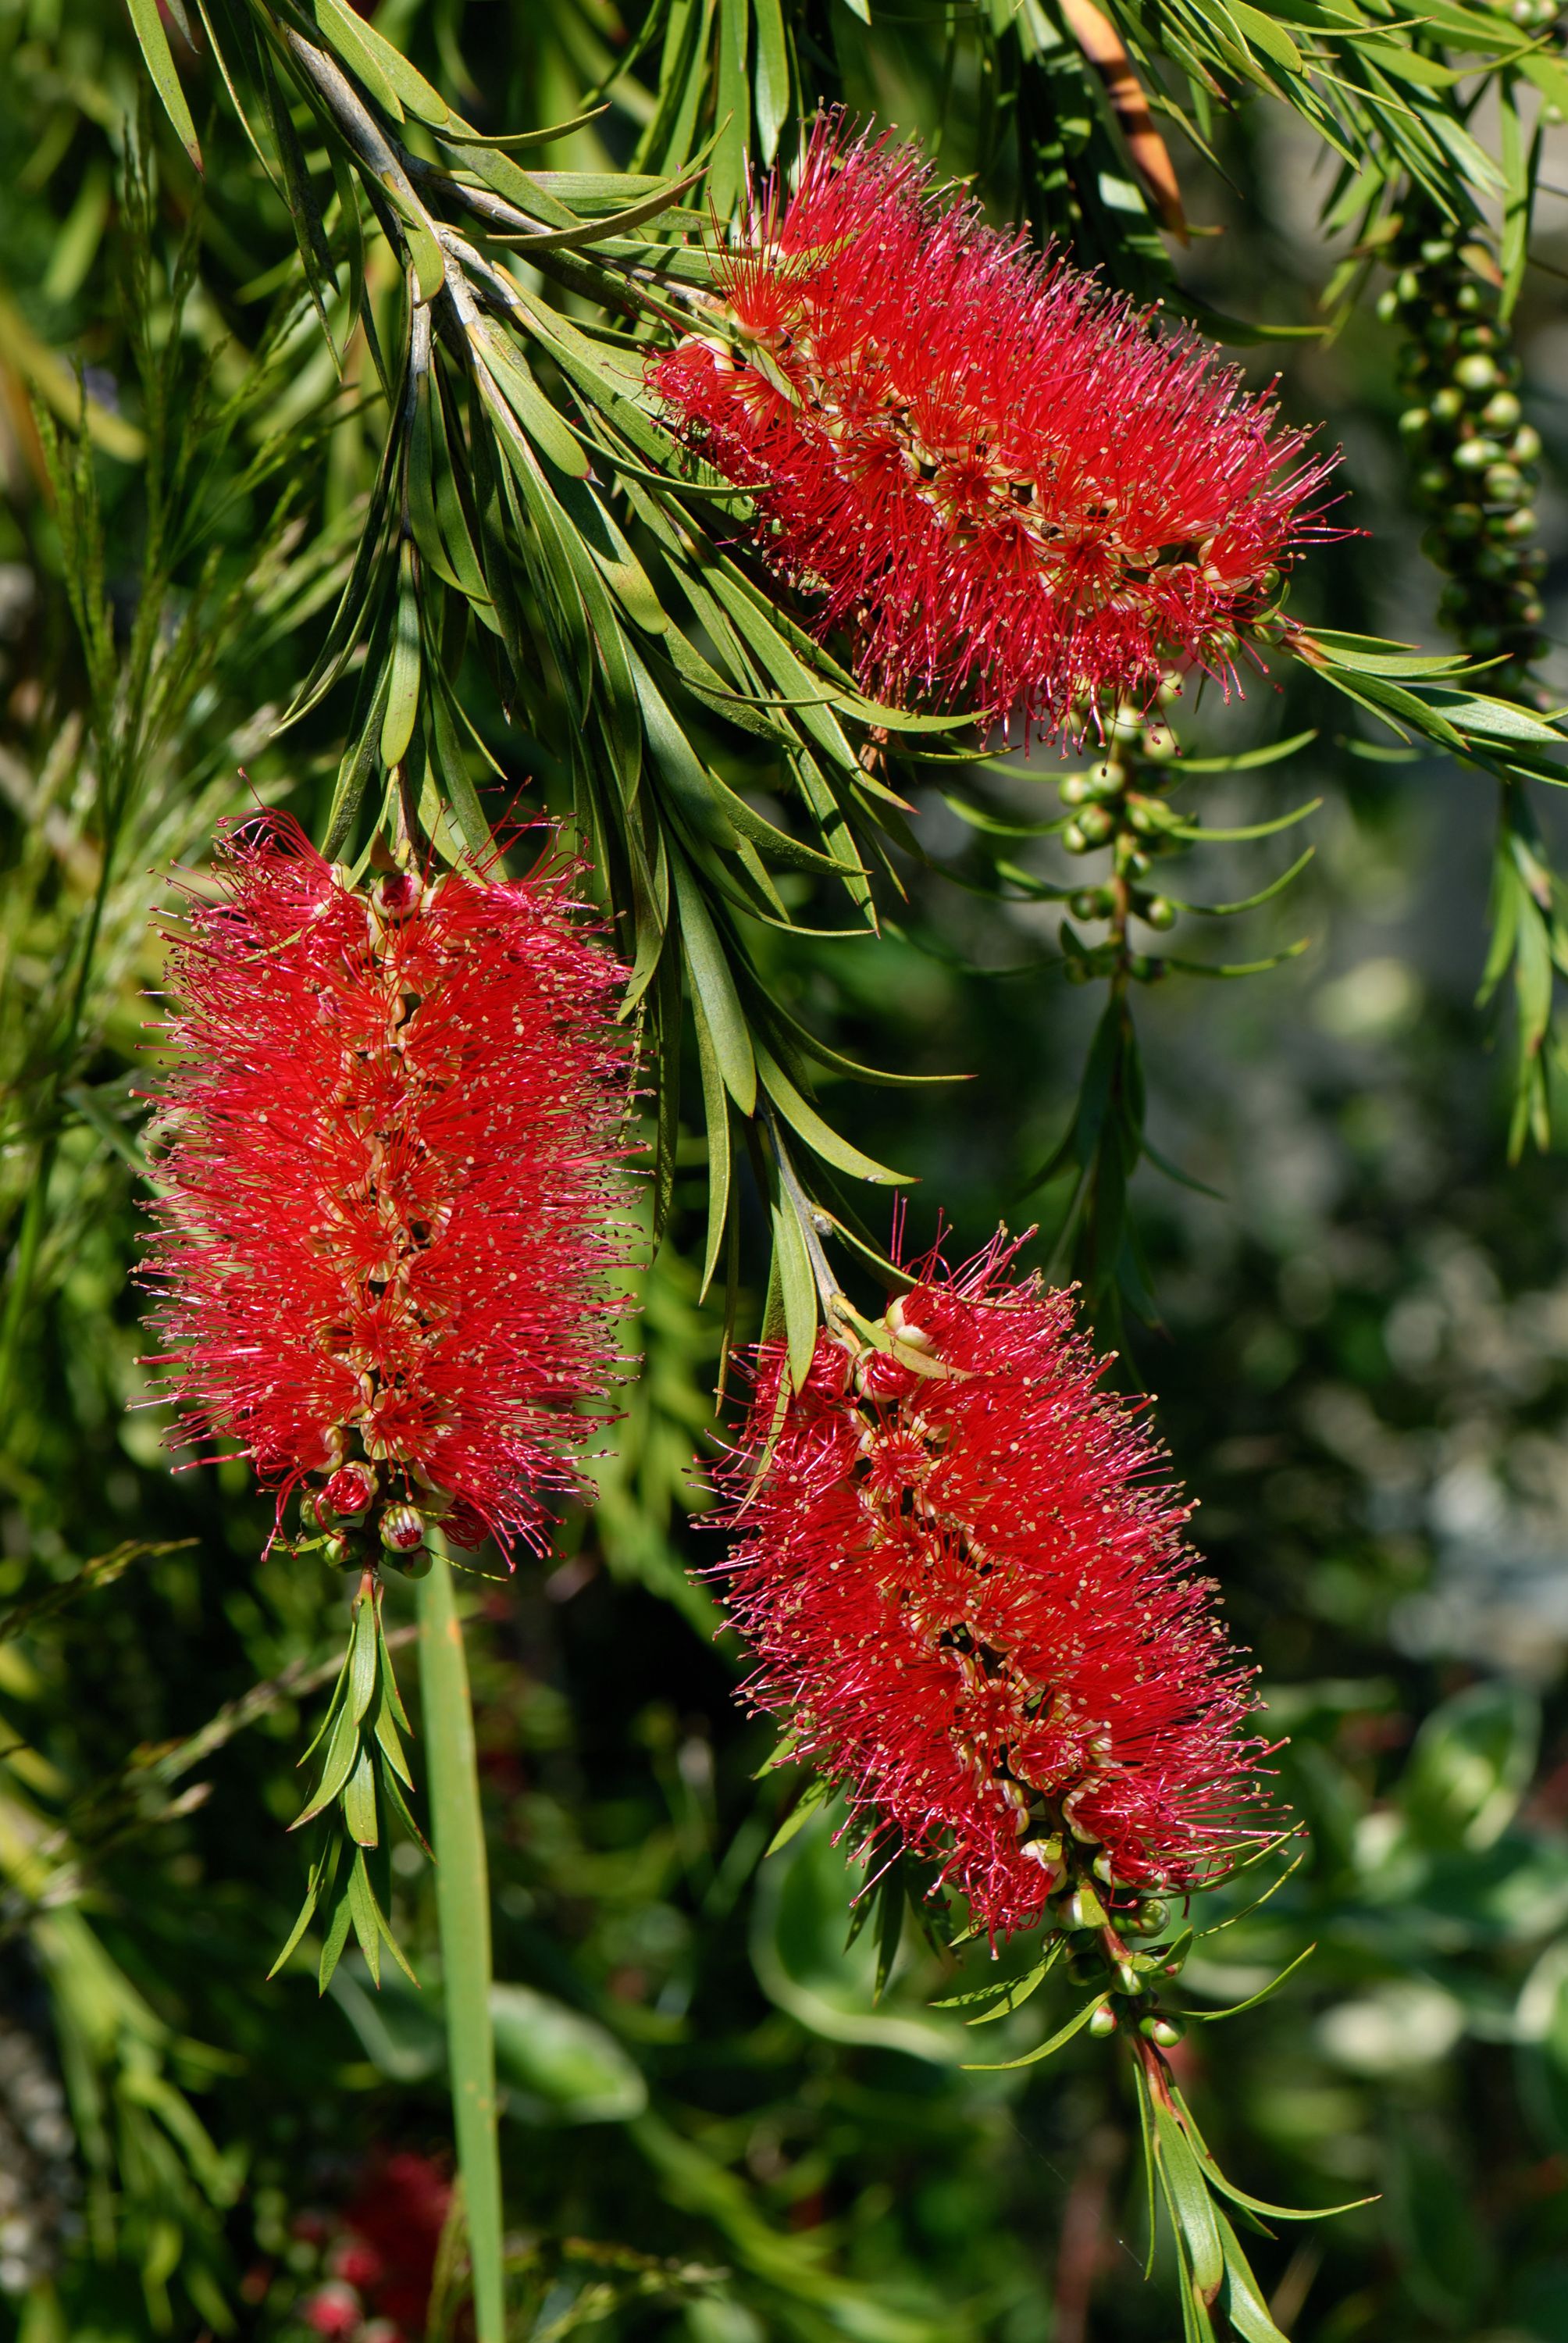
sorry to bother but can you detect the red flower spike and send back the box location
[650,122,1335,739]
[715,1233,1274,1938]
[142,813,633,1560]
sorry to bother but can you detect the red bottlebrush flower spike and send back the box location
[142,813,633,1564]
[650,121,1335,739]
[715,1233,1274,1938]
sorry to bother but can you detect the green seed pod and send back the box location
[1480,390,1523,433]
[1140,897,1178,932]
[1088,2003,1119,2038]
[1484,463,1529,508]
[1453,352,1499,393]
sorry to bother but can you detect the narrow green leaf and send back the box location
[418,1544,505,2343]
[690,991,732,1302]
[765,1772,832,1856]
[770,1193,819,1389]
[343,1746,380,1848]
[963,1988,1107,2070]
[345,1846,383,1985]
[124,0,203,169]
[380,541,422,767]
[670,848,756,1114]
[755,1042,912,1186]
[318,1881,355,1992]
[1153,2103,1225,2303]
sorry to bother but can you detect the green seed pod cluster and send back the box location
[1058,693,1185,985]
[1381,222,1547,693]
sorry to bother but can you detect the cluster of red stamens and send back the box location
[141,815,632,1570]
[716,1234,1274,1938]
[651,121,1335,739]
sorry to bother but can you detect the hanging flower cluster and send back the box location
[715,1234,1273,1938]
[142,814,633,1569]
[651,123,1334,739]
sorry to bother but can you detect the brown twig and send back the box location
[1057,0,1189,245]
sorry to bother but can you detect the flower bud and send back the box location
[324,1464,376,1517]
[1088,2002,1119,2038]
[380,1503,427,1553]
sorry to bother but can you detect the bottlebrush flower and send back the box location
[715,1233,1273,1937]
[651,122,1334,739]
[141,813,633,1564]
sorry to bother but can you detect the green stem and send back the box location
[416,1542,505,2343]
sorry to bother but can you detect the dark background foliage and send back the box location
[3,0,1568,2335]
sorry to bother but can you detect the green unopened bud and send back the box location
[1075,804,1116,847]
[1139,896,1178,932]
[1060,1885,1108,1932]
[1510,425,1543,466]
[1397,405,1431,444]
[1067,1949,1107,1986]
[1480,390,1522,433]
[1128,1898,1171,1936]
[387,1546,434,1579]
[1129,955,1165,984]
[1139,2013,1186,2047]
[1060,773,1093,807]
[1452,436,1502,473]
[1429,386,1465,426]
[323,1532,361,1572]
[1061,820,1091,856]
[1375,288,1399,323]
[1111,1959,1143,1996]
[1070,890,1111,922]
[1088,2002,1119,2038]
[1493,506,1538,540]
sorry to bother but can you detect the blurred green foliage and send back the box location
[3,0,1568,2335]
